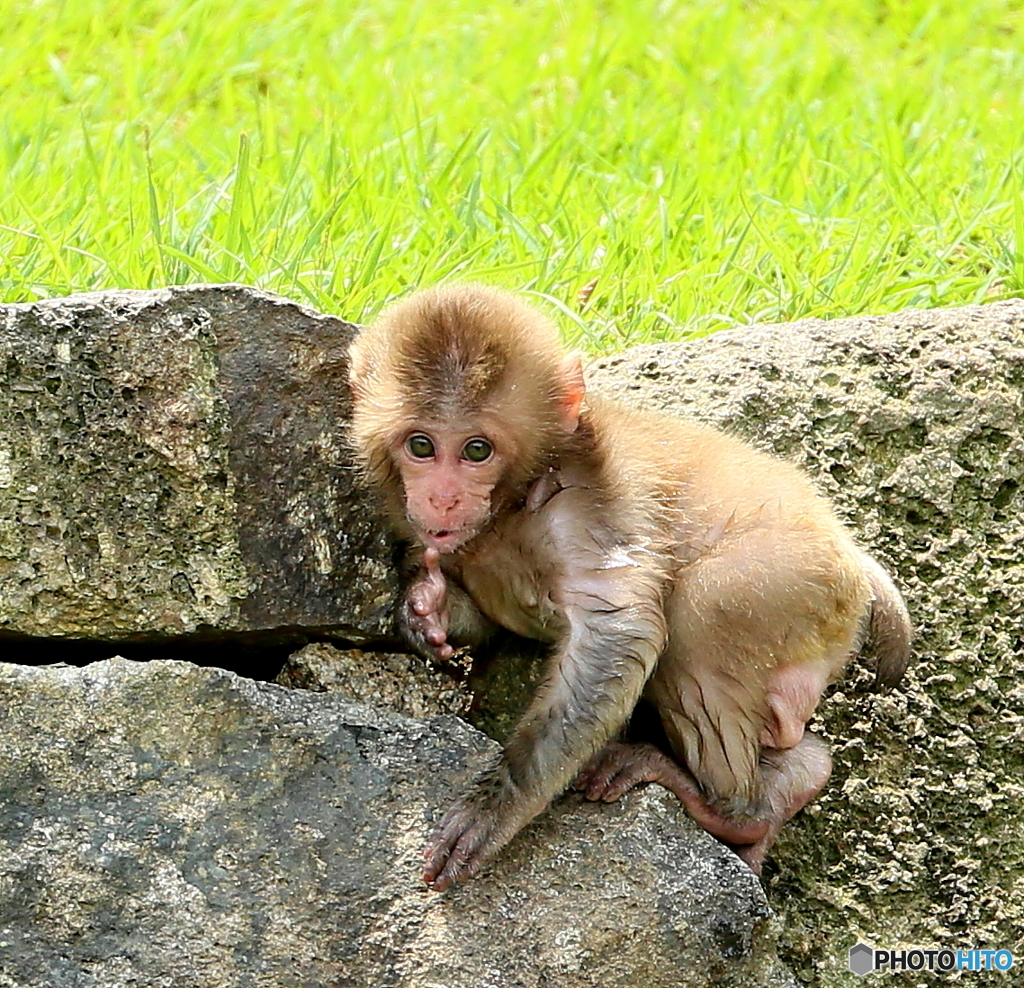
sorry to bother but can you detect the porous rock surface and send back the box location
[0,285,393,645]
[275,641,472,718]
[0,657,793,988]
[2,287,1022,986]
[589,299,1024,985]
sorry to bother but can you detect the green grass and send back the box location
[2,0,1024,346]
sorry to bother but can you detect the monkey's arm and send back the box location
[398,547,497,662]
[423,529,669,890]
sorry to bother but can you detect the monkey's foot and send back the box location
[730,826,783,875]
[733,734,834,875]
[572,741,769,846]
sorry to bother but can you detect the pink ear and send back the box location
[559,352,585,433]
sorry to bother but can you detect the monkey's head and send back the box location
[348,285,584,553]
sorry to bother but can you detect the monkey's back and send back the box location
[583,395,848,537]
[583,395,871,651]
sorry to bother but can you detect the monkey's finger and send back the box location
[571,768,625,798]
[423,848,448,886]
[409,585,437,614]
[422,813,464,884]
[592,764,648,802]
[416,613,451,654]
[423,806,489,887]
[571,751,631,799]
[427,635,455,661]
[423,547,444,581]
[426,572,448,604]
[582,769,616,799]
[422,839,451,886]
[570,767,595,790]
[410,583,445,614]
[419,573,448,614]
[570,746,620,791]
[592,766,644,802]
[431,828,488,891]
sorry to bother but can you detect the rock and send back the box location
[5,286,1023,985]
[0,658,794,988]
[0,285,394,645]
[275,637,549,748]
[276,641,472,719]
[589,299,1024,985]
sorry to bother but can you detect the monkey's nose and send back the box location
[429,493,461,512]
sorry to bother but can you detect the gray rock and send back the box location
[0,285,394,644]
[5,287,1022,986]
[276,641,472,719]
[0,658,793,988]
[589,300,1024,986]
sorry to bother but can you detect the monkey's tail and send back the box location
[859,551,913,690]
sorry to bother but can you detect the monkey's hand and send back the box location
[423,774,545,892]
[401,548,454,662]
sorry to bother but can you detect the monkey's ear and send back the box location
[559,352,585,433]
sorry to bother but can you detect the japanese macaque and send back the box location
[347,285,912,891]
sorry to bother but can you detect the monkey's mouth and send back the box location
[423,528,471,553]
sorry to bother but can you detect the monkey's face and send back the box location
[396,425,506,553]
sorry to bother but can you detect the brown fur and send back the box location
[350,286,571,499]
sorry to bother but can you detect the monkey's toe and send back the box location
[572,741,666,801]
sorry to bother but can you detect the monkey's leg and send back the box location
[576,729,832,873]
[650,526,863,856]
[572,740,769,845]
[645,669,839,873]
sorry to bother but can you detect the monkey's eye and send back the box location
[462,438,493,463]
[406,434,435,458]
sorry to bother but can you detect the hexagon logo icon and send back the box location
[849,943,875,976]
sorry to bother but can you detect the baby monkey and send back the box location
[348,285,911,891]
